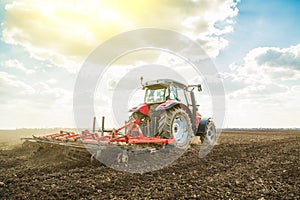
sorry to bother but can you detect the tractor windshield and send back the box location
[145,88,166,104]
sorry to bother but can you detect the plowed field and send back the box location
[0,130,299,199]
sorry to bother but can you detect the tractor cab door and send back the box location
[174,86,189,107]
[168,84,176,100]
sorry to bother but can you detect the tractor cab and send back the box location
[143,79,193,108]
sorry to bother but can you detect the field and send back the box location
[0,129,299,199]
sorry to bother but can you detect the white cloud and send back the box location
[223,43,300,128]
[224,44,300,89]
[2,59,34,74]
[0,70,72,105]
[227,82,288,100]
[291,85,300,92]
[31,82,73,105]
[0,71,35,98]
[0,73,74,128]
[2,0,239,73]
[255,45,300,71]
[45,78,58,84]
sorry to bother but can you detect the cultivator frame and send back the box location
[22,118,175,150]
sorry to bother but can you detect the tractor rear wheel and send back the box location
[160,107,193,149]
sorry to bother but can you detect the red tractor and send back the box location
[129,78,216,147]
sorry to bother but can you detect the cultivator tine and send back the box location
[64,147,90,162]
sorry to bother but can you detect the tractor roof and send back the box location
[144,79,187,89]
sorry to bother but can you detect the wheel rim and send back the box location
[172,115,188,145]
[206,124,215,144]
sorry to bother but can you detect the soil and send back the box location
[0,130,299,199]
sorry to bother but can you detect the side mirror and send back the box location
[187,84,202,92]
[140,76,145,89]
[198,84,202,92]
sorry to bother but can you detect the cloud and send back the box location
[223,43,300,98]
[45,78,58,84]
[227,82,288,100]
[223,44,300,128]
[291,85,300,93]
[0,70,72,105]
[256,44,300,71]
[0,72,74,127]
[2,59,35,74]
[2,0,239,72]
[225,44,300,89]
[0,71,35,100]
[28,81,73,107]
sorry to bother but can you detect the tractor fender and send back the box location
[155,100,179,111]
[129,103,149,116]
[156,100,193,123]
[196,117,213,135]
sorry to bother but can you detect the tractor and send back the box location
[129,78,216,147]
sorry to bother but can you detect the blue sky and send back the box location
[216,0,300,69]
[0,0,299,128]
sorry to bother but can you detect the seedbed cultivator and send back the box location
[22,118,178,163]
[23,119,174,148]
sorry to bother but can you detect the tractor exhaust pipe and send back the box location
[92,116,96,133]
[101,116,105,136]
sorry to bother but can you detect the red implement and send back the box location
[27,119,175,148]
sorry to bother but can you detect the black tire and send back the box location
[200,120,216,145]
[160,107,193,149]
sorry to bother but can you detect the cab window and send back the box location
[169,85,177,100]
[145,88,166,104]
[177,87,188,105]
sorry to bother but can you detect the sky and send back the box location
[0,0,299,129]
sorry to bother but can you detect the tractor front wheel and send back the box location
[200,120,216,145]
